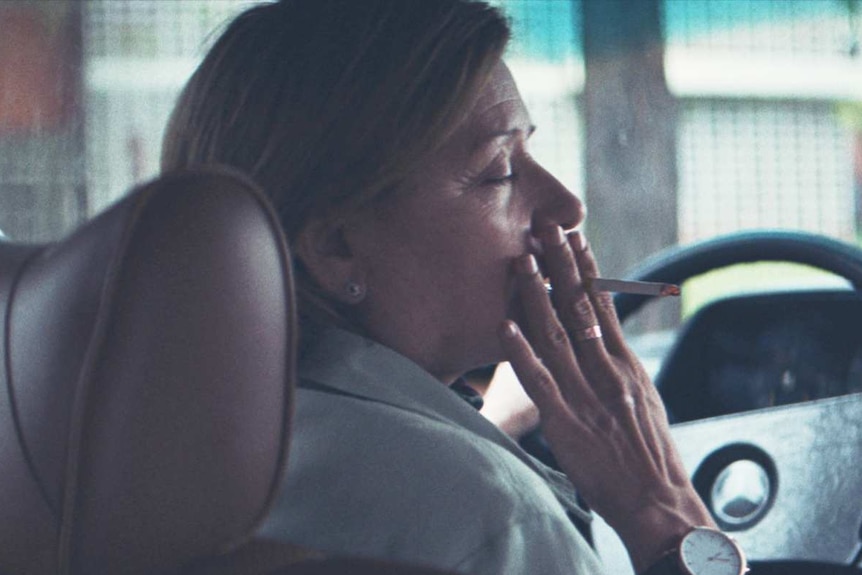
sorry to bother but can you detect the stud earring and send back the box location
[345,281,366,302]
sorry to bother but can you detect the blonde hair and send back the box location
[162,0,509,234]
[161,0,510,323]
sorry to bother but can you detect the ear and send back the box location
[294,215,367,304]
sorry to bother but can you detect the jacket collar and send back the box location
[298,325,592,525]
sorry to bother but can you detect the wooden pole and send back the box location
[582,0,679,332]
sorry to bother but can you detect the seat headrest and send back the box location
[0,168,296,574]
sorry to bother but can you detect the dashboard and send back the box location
[656,290,862,423]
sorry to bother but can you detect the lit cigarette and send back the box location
[587,278,680,297]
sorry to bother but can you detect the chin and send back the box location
[465,334,507,373]
[456,301,513,372]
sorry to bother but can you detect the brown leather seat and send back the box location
[0,168,453,575]
[0,168,297,574]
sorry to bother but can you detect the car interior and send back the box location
[1,0,861,574]
[592,232,862,574]
[0,168,462,574]
[1,169,860,575]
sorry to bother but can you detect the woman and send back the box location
[161,1,733,574]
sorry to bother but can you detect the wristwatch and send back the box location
[642,526,748,575]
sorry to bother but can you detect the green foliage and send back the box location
[836,101,862,130]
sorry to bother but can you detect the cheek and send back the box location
[442,216,522,276]
[475,204,532,268]
[446,216,530,311]
[371,187,531,296]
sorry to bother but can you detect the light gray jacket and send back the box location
[260,326,608,575]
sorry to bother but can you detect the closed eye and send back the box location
[484,172,516,185]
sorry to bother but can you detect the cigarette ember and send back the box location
[587,278,681,297]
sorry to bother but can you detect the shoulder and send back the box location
[288,385,538,514]
[262,386,597,573]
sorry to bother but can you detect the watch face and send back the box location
[679,527,745,575]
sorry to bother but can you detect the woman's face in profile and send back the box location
[349,62,584,383]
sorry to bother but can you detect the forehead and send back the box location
[466,61,530,136]
[438,61,531,158]
[472,62,522,117]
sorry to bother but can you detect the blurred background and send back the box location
[1,0,861,335]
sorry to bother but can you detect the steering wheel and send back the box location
[618,230,862,573]
[613,230,862,425]
[521,230,862,574]
[613,229,862,323]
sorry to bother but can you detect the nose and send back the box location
[527,161,585,233]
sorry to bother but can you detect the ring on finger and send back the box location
[573,324,602,342]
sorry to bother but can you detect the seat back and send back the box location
[0,169,296,575]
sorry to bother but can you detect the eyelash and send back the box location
[484,172,516,186]
[482,154,517,186]
[478,147,529,188]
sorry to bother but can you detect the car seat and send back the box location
[0,168,448,575]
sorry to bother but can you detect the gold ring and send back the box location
[574,325,602,342]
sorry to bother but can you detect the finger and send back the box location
[498,319,597,419]
[540,226,589,330]
[512,254,585,398]
[538,227,610,366]
[568,231,627,353]
[537,226,578,305]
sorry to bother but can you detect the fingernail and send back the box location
[568,230,587,252]
[500,320,519,338]
[514,254,539,275]
[541,225,566,247]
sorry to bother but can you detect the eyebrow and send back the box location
[487,125,536,140]
[473,124,537,152]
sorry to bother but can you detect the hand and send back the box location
[479,362,539,439]
[498,226,715,573]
